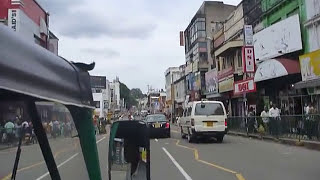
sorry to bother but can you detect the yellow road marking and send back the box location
[236,173,246,180]
[175,140,246,180]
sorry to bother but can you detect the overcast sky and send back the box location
[38,0,241,93]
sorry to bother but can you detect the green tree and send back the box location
[120,82,138,109]
[130,88,145,99]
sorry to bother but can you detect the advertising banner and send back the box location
[205,69,218,93]
[234,78,256,95]
[299,49,320,81]
[253,14,302,61]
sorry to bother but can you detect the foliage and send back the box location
[130,88,145,99]
[120,82,138,109]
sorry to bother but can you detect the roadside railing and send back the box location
[227,114,320,141]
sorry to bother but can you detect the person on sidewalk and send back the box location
[269,104,281,138]
[247,107,256,133]
[260,106,269,133]
[4,120,15,145]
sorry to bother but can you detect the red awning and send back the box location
[254,58,300,82]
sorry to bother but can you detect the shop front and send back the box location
[218,72,234,115]
[295,49,320,111]
[254,58,302,114]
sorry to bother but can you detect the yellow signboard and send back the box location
[299,49,320,81]
[219,75,234,93]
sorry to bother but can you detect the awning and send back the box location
[254,58,300,82]
[294,78,320,89]
[215,40,243,57]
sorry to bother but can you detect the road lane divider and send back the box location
[175,140,246,180]
[162,147,192,180]
[36,153,79,180]
[155,139,158,142]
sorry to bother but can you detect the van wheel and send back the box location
[216,135,224,143]
[180,127,186,139]
[187,128,196,143]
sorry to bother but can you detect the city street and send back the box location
[1,125,320,180]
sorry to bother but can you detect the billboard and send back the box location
[253,14,302,62]
[179,31,184,46]
[205,69,218,93]
[219,75,234,93]
[299,49,320,81]
[90,76,106,89]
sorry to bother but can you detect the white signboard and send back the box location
[242,46,255,73]
[244,25,253,46]
[8,9,19,32]
[253,14,302,61]
[234,78,256,95]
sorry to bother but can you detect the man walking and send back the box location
[269,104,281,138]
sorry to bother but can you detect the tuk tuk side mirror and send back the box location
[108,121,150,180]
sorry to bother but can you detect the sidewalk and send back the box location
[228,131,320,151]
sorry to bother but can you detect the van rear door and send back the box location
[193,102,226,132]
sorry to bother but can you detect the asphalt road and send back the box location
[1,124,320,180]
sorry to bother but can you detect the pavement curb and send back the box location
[228,131,320,151]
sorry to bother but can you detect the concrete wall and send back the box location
[205,2,236,68]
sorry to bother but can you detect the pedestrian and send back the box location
[269,104,281,138]
[52,119,60,138]
[4,120,15,145]
[15,118,22,142]
[247,107,256,133]
[260,106,269,133]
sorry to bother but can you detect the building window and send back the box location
[94,101,100,108]
[237,50,242,68]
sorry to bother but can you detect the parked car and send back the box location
[145,114,170,138]
[179,101,227,143]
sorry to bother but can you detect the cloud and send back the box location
[57,12,156,39]
[82,48,120,58]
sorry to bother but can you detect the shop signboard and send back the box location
[8,9,19,32]
[218,75,234,93]
[253,14,302,62]
[299,49,320,81]
[205,69,218,93]
[244,25,253,46]
[234,78,256,95]
[242,46,255,73]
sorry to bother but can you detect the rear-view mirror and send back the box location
[108,120,150,180]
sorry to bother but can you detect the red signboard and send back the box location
[242,46,255,73]
[233,78,256,95]
[179,31,184,46]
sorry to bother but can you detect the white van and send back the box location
[179,101,227,143]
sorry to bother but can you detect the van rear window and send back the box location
[195,103,224,116]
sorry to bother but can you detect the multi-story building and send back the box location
[0,0,58,54]
[294,0,320,110]
[109,77,121,111]
[91,76,109,118]
[212,0,262,116]
[252,0,307,115]
[165,67,180,116]
[184,1,236,102]
[173,65,186,117]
